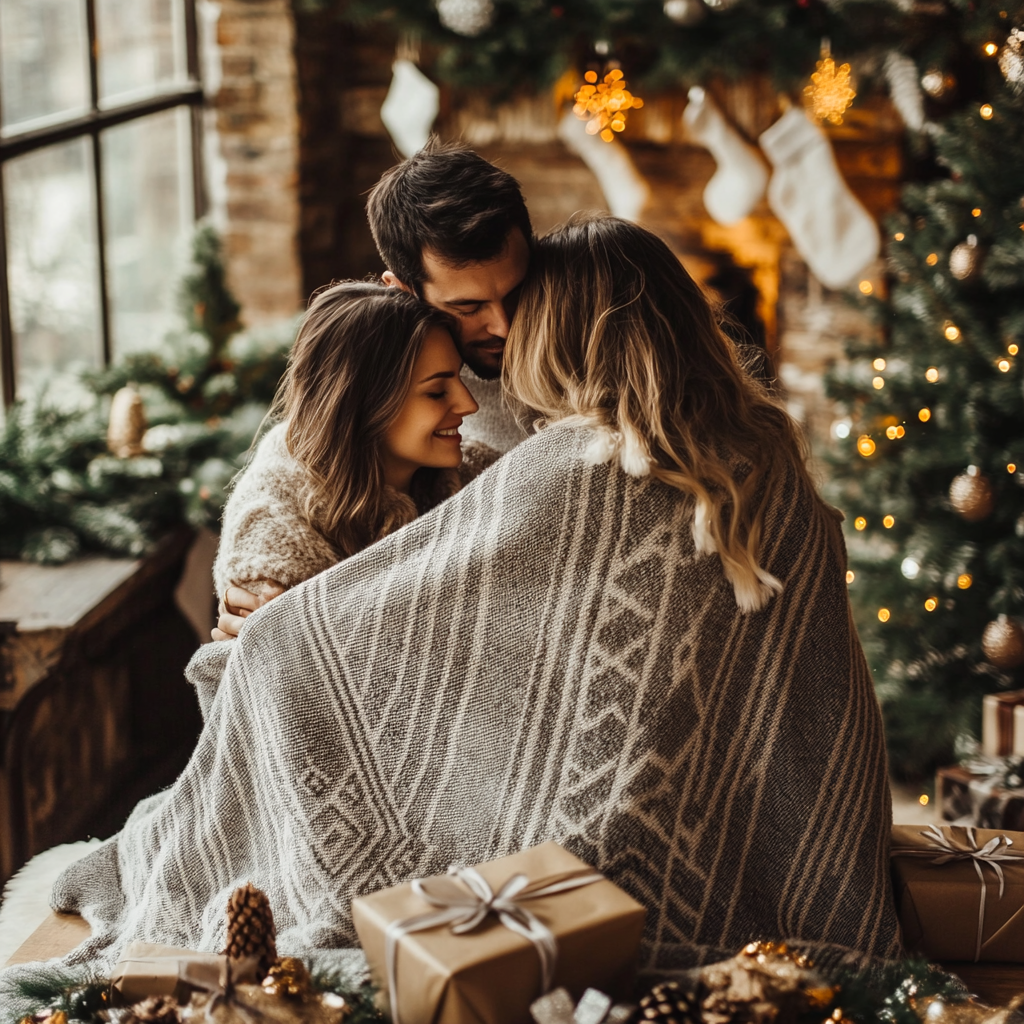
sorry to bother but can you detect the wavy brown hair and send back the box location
[271,281,455,558]
[503,214,814,613]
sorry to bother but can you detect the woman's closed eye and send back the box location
[451,304,482,317]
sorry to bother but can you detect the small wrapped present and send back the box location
[936,765,1024,830]
[891,823,1024,962]
[351,841,646,1024]
[110,942,244,1005]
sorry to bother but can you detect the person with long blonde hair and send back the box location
[505,212,815,614]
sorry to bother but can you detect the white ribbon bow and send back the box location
[384,865,605,1024]
[530,987,634,1024]
[914,824,1018,961]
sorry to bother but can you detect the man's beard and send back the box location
[460,337,504,380]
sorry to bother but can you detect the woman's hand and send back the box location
[211,583,287,641]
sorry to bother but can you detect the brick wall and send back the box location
[207,0,303,322]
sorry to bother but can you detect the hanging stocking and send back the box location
[380,59,440,158]
[557,110,650,222]
[759,107,880,290]
[681,86,768,226]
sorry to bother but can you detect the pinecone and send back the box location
[637,981,702,1024]
[223,882,278,975]
[122,996,181,1024]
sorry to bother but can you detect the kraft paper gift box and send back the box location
[891,823,1024,962]
[110,942,238,1005]
[351,841,646,1024]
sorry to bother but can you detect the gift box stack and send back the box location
[937,689,1024,829]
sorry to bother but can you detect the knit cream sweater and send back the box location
[213,423,498,598]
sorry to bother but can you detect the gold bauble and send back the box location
[949,467,994,521]
[982,615,1024,669]
[949,235,982,281]
[107,385,147,458]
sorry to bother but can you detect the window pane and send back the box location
[4,138,103,393]
[96,0,188,106]
[102,107,194,356]
[0,0,90,134]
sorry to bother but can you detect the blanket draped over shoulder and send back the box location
[15,423,901,987]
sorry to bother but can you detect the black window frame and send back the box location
[0,0,205,408]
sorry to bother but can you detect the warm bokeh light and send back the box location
[846,570,855,584]
[857,436,876,457]
[972,208,982,217]
[925,597,938,611]
[854,516,867,531]
[957,573,973,589]
[1010,343,1020,355]
[980,103,994,119]
[926,253,939,265]
[944,322,961,342]
[919,794,930,806]
[1009,463,1017,473]
[859,280,873,295]
[894,231,905,240]
[878,608,891,622]
[883,515,895,528]
[872,376,885,389]
[998,358,1011,372]
[886,425,898,439]
[926,367,940,382]
[919,407,931,422]
[896,425,905,438]
[873,357,886,370]
[985,42,999,55]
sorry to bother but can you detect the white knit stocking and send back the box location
[682,86,768,226]
[759,107,880,290]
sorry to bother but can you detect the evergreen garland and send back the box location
[0,225,296,565]
[330,0,1000,97]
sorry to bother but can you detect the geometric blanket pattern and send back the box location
[5,424,901,992]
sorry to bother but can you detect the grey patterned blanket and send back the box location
[3,422,900,996]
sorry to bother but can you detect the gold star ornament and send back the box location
[804,42,856,125]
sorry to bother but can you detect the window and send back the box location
[0,0,203,406]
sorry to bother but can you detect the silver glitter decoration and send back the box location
[999,28,1024,94]
[436,0,494,36]
[664,0,706,25]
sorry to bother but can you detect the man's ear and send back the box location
[382,271,414,294]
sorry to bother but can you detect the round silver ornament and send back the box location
[436,0,495,36]
[999,28,1024,94]
[664,0,707,25]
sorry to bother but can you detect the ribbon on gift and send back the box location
[179,956,265,1024]
[891,824,1021,961]
[384,865,605,1024]
[530,987,633,1024]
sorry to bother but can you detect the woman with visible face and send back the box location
[382,327,479,494]
[212,284,492,640]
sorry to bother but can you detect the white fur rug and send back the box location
[0,841,99,964]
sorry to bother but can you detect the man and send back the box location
[370,137,532,454]
[215,140,533,638]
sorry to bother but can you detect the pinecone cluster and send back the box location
[222,882,279,976]
[638,981,701,1024]
[636,943,834,1024]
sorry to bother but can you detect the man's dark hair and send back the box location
[367,138,532,292]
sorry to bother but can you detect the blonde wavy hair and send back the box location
[503,214,814,613]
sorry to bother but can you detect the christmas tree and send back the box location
[0,225,296,564]
[826,10,1024,780]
